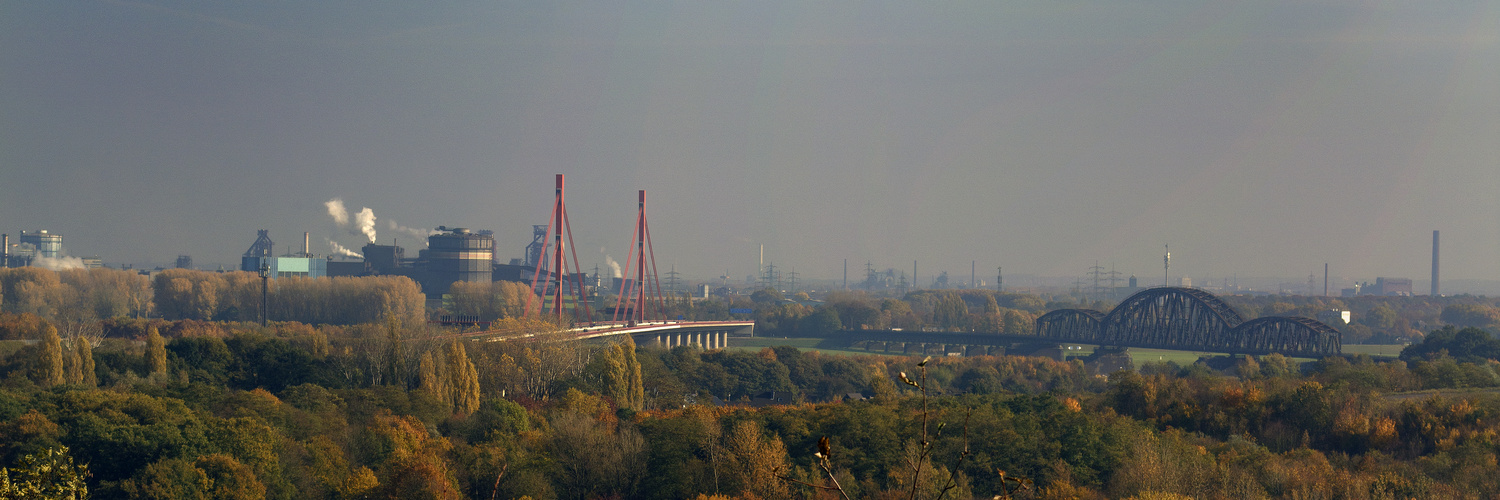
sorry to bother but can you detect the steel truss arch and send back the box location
[1100,287,1243,350]
[1030,287,1342,357]
[1035,309,1107,343]
[1231,316,1341,357]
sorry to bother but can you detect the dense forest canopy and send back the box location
[2,303,1500,498]
[7,267,1500,497]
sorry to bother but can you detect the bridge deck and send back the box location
[465,320,755,342]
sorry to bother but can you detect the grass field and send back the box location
[1341,344,1406,358]
[728,336,907,358]
[727,337,1408,367]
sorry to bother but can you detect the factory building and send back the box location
[239,230,328,278]
[239,225,578,301]
[1372,277,1413,296]
[323,227,500,297]
[2,230,65,267]
[361,244,406,274]
[417,227,495,296]
[241,230,275,273]
[265,257,328,278]
[326,259,368,277]
[20,231,62,259]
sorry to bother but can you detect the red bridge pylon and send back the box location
[613,190,666,324]
[525,174,593,323]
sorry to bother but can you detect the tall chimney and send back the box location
[303,232,310,257]
[1432,230,1440,296]
[2,234,7,268]
[1324,263,1328,297]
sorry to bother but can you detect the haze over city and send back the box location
[4,2,1497,291]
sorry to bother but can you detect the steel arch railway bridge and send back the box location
[1035,287,1341,357]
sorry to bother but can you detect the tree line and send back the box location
[1,268,425,328]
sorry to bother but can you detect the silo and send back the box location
[425,228,495,295]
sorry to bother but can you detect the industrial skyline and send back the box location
[3,2,1497,288]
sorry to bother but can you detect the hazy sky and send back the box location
[3,1,1497,288]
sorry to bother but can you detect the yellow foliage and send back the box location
[339,467,379,499]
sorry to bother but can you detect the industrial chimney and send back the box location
[303,232,311,257]
[1431,230,1440,296]
[2,234,7,268]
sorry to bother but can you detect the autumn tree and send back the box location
[62,336,82,386]
[933,293,969,330]
[0,268,63,317]
[74,336,96,387]
[37,324,64,387]
[587,337,645,411]
[720,420,791,498]
[974,295,1004,333]
[1003,310,1035,336]
[418,351,450,413]
[447,340,481,415]
[145,326,168,377]
[548,411,647,499]
[0,446,89,499]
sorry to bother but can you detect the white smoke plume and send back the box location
[328,240,362,258]
[604,255,622,278]
[387,220,437,245]
[325,198,349,225]
[32,256,86,271]
[354,207,377,242]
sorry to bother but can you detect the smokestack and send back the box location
[304,232,310,257]
[1324,263,1328,297]
[2,234,7,268]
[1432,230,1440,296]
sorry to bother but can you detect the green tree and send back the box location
[1441,304,1500,329]
[751,288,784,304]
[1401,326,1500,362]
[1362,304,1397,329]
[801,306,842,335]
